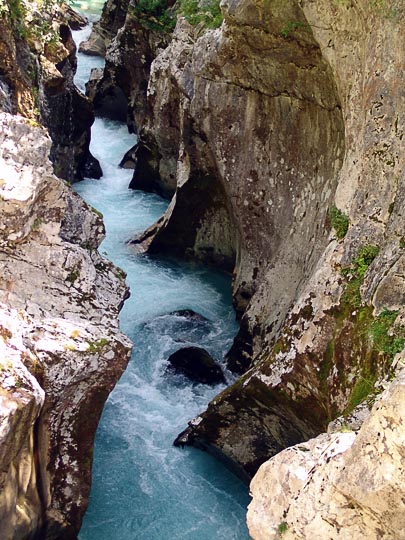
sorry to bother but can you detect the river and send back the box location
[70,4,250,540]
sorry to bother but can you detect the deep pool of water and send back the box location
[72,10,250,540]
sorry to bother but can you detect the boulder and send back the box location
[247,364,405,540]
[167,347,226,385]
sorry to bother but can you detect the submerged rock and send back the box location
[167,347,226,385]
[169,309,208,322]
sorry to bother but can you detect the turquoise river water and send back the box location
[71,5,250,540]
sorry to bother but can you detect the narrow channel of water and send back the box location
[71,8,250,540]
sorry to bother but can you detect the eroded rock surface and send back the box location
[247,359,405,540]
[79,0,129,57]
[126,0,405,481]
[87,0,171,133]
[0,112,131,539]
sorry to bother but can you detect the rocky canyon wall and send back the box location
[90,0,405,508]
[125,0,403,482]
[0,1,101,182]
[0,111,131,539]
[0,0,403,537]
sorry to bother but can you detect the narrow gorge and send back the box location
[0,0,404,539]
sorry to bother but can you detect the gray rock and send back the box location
[167,346,226,385]
[0,113,131,539]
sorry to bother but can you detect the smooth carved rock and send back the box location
[167,346,226,385]
[0,113,131,539]
[134,0,405,482]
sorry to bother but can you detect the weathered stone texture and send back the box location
[127,0,404,483]
[87,1,171,134]
[0,113,131,539]
[79,0,129,57]
[0,2,100,183]
[248,360,405,540]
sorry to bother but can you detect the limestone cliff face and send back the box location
[84,0,174,195]
[247,359,405,540]
[127,0,404,480]
[0,1,101,182]
[87,0,169,121]
[0,112,131,539]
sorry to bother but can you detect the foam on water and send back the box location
[72,17,105,94]
[73,16,250,540]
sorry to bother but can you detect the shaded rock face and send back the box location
[39,21,102,182]
[167,346,226,385]
[0,113,131,539]
[0,3,101,183]
[247,362,405,540]
[79,0,129,57]
[129,0,404,481]
[88,2,171,133]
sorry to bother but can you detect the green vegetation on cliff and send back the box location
[129,0,224,32]
[0,0,64,40]
[178,0,223,29]
[328,205,349,239]
[130,0,176,32]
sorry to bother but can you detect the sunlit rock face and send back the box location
[247,362,405,540]
[0,112,131,539]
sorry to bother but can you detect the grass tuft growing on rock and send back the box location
[130,0,176,32]
[370,310,404,358]
[277,521,288,536]
[87,338,109,353]
[341,245,379,308]
[328,205,349,239]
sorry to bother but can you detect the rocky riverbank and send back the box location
[0,111,131,539]
[0,0,404,538]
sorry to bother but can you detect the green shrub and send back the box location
[130,0,176,32]
[281,20,308,38]
[329,205,349,239]
[352,245,380,279]
[277,521,288,536]
[341,245,379,308]
[179,0,223,29]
